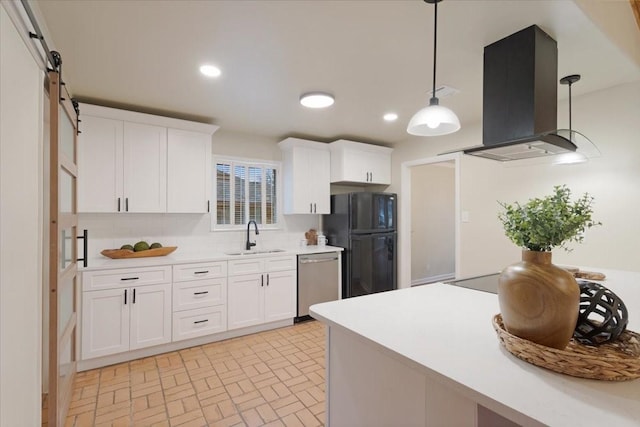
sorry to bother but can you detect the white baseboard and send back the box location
[411,273,455,287]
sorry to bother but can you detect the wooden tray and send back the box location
[101,246,177,259]
[493,314,640,381]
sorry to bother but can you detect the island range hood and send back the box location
[462,25,587,162]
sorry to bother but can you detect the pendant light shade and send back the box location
[407,0,461,137]
[407,100,460,136]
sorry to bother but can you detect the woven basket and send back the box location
[492,314,640,381]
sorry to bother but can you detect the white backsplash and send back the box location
[79,213,320,260]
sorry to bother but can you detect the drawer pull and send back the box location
[120,277,139,281]
[194,271,209,275]
[193,319,209,324]
[193,291,209,296]
[124,289,127,305]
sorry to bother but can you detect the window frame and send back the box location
[211,156,282,231]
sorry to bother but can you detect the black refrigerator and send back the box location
[323,192,397,298]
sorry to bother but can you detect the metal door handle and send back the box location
[193,291,209,296]
[117,197,121,212]
[207,200,210,213]
[313,203,317,213]
[76,229,88,267]
[133,288,136,303]
[261,274,264,287]
[194,271,209,275]
[299,257,339,264]
[121,277,139,281]
[310,203,313,213]
[124,289,127,305]
[267,274,269,286]
[193,319,208,324]
[125,198,129,212]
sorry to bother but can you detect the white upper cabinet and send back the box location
[77,104,218,213]
[78,115,123,213]
[123,122,167,213]
[278,138,330,214]
[167,129,212,213]
[329,139,393,185]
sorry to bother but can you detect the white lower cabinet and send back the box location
[82,282,171,360]
[228,256,296,330]
[171,261,228,342]
[80,256,298,364]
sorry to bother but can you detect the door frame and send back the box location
[399,153,461,289]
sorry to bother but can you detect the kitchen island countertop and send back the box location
[310,268,640,427]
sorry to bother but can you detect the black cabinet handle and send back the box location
[267,273,270,286]
[193,291,209,295]
[133,288,136,304]
[313,203,316,213]
[261,275,264,287]
[194,271,209,275]
[125,198,129,212]
[193,319,208,324]
[76,229,88,268]
[121,277,139,281]
[207,200,210,213]
[117,197,121,212]
[124,289,127,305]
[309,203,312,213]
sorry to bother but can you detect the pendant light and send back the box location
[407,0,461,136]
[554,74,600,165]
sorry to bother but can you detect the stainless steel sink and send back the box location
[225,249,286,256]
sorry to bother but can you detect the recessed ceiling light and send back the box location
[383,113,398,122]
[199,64,221,78]
[300,92,335,108]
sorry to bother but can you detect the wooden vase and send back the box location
[498,250,580,350]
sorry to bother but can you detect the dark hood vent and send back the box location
[462,25,580,161]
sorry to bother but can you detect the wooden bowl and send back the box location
[100,246,177,259]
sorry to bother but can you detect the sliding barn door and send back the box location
[46,70,79,426]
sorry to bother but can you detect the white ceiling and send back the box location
[36,0,640,145]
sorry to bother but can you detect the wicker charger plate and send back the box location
[492,314,640,381]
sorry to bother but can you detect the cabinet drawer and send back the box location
[228,258,264,276]
[172,306,226,341]
[173,278,226,312]
[264,256,296,272]
[83,266,171,291]
[173,261,227,282]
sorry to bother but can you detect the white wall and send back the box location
[0,5,43,425]
[410,162,455,283]
[79,129,319,260]
[391,80,640,284]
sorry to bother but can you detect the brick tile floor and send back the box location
[52,320,325,427]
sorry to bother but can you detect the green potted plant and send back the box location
[497,185,601,349]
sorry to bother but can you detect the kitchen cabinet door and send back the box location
[279,138,330,214]
[264,270,296,323]
[129,283,172,350]
[82,288,129,359]
[77,115,123,212]
[167,129,212,213]
[329,139,392,185]
[123,122,167,213]
[228,273,264,330]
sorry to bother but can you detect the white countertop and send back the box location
[82,245,343,271]
[310,268,640,427]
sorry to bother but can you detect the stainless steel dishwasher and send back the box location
[296,252,340,322]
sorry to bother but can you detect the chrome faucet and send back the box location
[246,220,259,250]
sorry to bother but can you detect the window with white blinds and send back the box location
[213,158,279,229]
